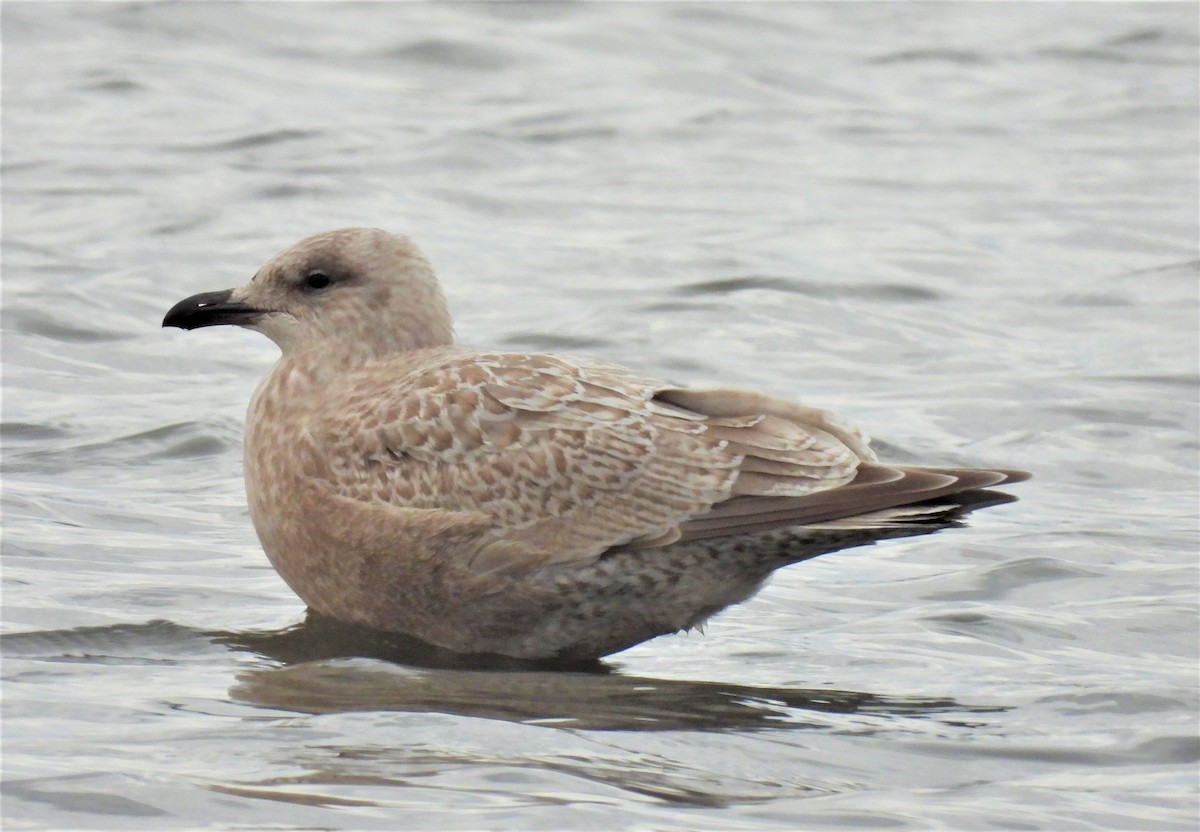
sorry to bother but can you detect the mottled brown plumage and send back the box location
[163,228,1028,660]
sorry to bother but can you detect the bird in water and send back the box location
[163,228,1028,661]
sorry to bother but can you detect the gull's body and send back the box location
[164,228,1027,660]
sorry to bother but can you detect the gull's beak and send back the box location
[162,289,263,330]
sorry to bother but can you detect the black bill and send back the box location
[162,289,262,330]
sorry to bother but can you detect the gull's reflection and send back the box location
[219,612,1001,732]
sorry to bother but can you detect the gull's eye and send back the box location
[302,270,332,291]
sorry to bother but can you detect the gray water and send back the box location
[2,2,1198,829]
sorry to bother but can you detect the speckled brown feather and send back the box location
[304,348,876,575]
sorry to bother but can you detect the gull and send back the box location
[163,228,1028,661]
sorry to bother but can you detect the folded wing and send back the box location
[310,351,899,573]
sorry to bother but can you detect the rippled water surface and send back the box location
[3,2,1198,829]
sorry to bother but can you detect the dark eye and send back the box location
[302,270,332,291]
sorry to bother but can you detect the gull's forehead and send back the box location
[250,229,430,295]
[258,231,354,278]
[275,229,417,273]
[288,231,360,266]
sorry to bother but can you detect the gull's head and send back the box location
[163,228,453,358]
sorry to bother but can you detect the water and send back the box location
[3,2,1197,829]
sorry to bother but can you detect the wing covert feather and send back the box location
[307,351,875,573]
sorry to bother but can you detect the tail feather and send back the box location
[679,465,1028,542]
[651,384,1028,544]
[806,489,1020,530]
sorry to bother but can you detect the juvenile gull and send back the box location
[163,228,1028,660]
